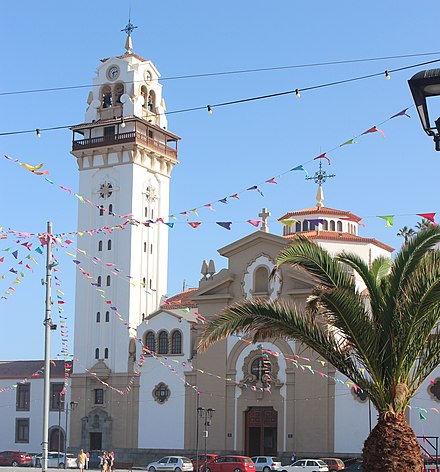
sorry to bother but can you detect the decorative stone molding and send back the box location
[242,254,282,300]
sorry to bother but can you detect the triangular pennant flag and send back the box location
[313,153,330,165]
[216,222,232,230]
[219,198,228,204]
[0,257,3,263]
[164,222,174,228]
[266,178,277,184]
[247,185,264,197]
[291,165,309,177]
[20,162,43,171]
[35,247,43,254]
[340,139,356,147]
[247,220,261,228]
[188,222,202,229]
[419,412,426,420]
[417,213,436,224]
[204,204,215,211]
[279,218,298,228]
[230,194,239,199]
[12,251,18,259]
[377,215,394,227]
[362,126,385,137]
[390,108,410,119]
[190,209,198,216]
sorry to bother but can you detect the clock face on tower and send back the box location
[107,66,120,81]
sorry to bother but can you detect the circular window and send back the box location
[153,382,170,404]
[99,182,113,199]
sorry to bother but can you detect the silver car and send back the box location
[148,456,194,472]
[251,457,282,472]
[282,459,329,472]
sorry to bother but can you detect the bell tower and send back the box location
[70,23,180,450]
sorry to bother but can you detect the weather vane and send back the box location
[306,159,335,208]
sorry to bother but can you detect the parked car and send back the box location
[147,457,194,472]
[251,457,282,472]
[0,451,32,467]
[319,458,345,470]
[203,455,256,472]
[191,455,219,472]
[35,452,77,468]
[282,459,329,472]
[342,462,362,471]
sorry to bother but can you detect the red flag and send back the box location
[188,222,202,229]
[313,153,331,165]
[362,126,385,137]
[417,213,436,224]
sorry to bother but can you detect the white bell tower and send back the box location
[69,23,180,450]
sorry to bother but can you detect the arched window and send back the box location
[150,244,153,254]
[148,91,155,112]
[106,275,111,286]
[171,331,182,354]
[353,225,357,235]
[145,331,155,353]
[144,242,147,253]
[330,220,336,231]
[141,86,148,108]
[104,348,109,359]
[95,348,100,359]
[158,331,169,354]
[114,83,124,103]
[99,205,104,216]
[98,240,103,252]
[295,221,302,232]
[337,221,343,232]
[102,85,112,108]
[323,220,329,230]
[302,220,309,231]
[251,357,272,382]
[254,266,269,293]
[107,240,112,250]
[105,311,109,322]
[109,204,113,215]
[96,312,100,323]
[97,276,102,287]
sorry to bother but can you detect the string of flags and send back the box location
[2,106,412,233]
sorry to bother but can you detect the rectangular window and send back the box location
[94,388,104,405]
[104,126,115,137]
[16,384,30,411]
[50,383,65,411]
[15,418,30,443]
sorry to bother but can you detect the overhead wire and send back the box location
[0,57,439,137]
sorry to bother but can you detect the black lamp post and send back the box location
[197,407,215,472]
[64,401,78,469]
[408,68,440,151]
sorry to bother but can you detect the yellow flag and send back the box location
[20,162,43,171]
[279,218,298,228]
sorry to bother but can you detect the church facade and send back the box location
[67,31,440,462]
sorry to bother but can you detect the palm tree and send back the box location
[415,218,434,232]
[397,225,415,244]
[199,226,440,472]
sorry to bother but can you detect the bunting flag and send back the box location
[390,108,411,119]
[219,198,228,204]
[378,215,394,227]
[216,222,232,230]
[266,178,277,184]
[230,194,239,199]
[247,185,264,197]
[188,222,202,229]
[417,213,436,224]
[291,165,309,177]
[340,139,356,147]
[247,220,261,228]
[204,204,215,211]
[279,218,298,228]
[362,126,385,137]
[19,162,44,172]
[314,153,331,165]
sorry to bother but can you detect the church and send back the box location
[5,26,436,462]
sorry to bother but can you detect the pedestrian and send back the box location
[102,452,108,472]
[290,453,296,464]
[106,452,113,472]
[77,449,87,471]
[86,451,90,470]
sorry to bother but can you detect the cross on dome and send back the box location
[306,160,336,208]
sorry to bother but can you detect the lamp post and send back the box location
[408,68,440,151]
[64,401,78,469]
[197,407,215,472]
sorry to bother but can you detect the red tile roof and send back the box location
[0,360,71,379]
[283,230,394,252]
[279,206,362,222]
[161,288,198,309]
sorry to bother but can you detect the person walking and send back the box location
[102,452,108,472]
[77,449,87,471]
[85,451,90,470]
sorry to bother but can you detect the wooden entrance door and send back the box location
[245,407,277,456]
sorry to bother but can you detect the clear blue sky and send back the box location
[1,0,439,361]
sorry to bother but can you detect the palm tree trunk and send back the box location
[362,412,424,471]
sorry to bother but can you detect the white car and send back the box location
[35,452,78,468]
[282,459,329,472]
[251,457,283,472]
[147,456,194,472]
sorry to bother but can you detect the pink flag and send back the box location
[247,220,261,227]
[188,222,202,229]
[266,178,277,184]
[362,126,385,137]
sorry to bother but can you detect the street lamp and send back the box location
[197,407,215,472]
[408,68,440,151]
[64,401,78,469]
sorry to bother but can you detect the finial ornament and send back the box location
[305,160,335,208]
[121,14,138,54]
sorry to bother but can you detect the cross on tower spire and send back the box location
[121,13,138,54]
[305,160,335,208]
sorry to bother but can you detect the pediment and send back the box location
[219,231,287,258]
[90,360,111,379]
